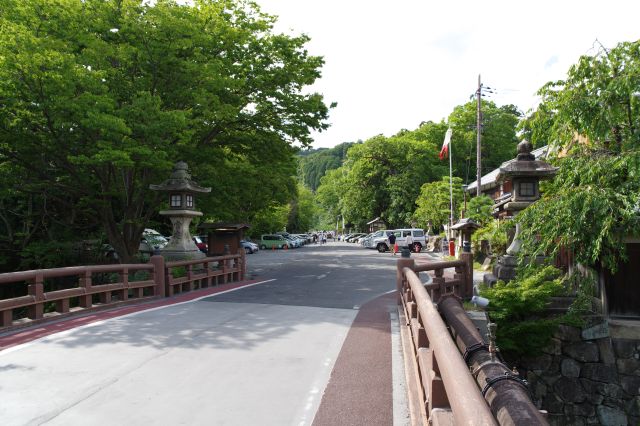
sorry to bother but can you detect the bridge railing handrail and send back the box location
[402,266,497,425]
[0,252,245,331]
[164,254,244,296]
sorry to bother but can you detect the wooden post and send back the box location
[460,252,474,299]
[150,255,165,298]
[28,272,44,320]
[79,269,92,308]
[397,257,415,305]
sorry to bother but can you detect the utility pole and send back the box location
[476,74,482,197]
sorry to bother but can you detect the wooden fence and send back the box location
[396,253,498,425]
[0,253,245,331]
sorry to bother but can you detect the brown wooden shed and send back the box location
[199,223,250,256]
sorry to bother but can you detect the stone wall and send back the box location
[519,322,640,425]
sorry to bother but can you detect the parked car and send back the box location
[287,235,308,248]
[394,228,427,252]
[241,240,259,254]
[259,234,289,250]
[139,229,169,254]
[368,230,396,252]
[345,233,366,243]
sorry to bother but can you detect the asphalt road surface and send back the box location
[0,241,410,425]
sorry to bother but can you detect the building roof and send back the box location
[366,217,383,225]
[199,223,250,231]
[465,145,549,194]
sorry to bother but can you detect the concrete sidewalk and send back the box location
[0,280,407,426]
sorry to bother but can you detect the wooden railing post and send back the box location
[460,252,473,299]
[28,272,44,320]
[239,250,246,281]
[150,255,165,298]
[119,267,129,301]
[79,269,92,308]
[397,257,415,305]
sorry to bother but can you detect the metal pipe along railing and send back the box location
[404,268,497,425]
[438,296,549,426]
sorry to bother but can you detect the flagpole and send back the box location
[449,133,453,241]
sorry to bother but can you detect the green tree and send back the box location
[331,124,447,230]
[466,195,494,226]
[0,0,331,265]
[447,101,521,183]
[413,176,463,233]
[287,184,317,233]
[249,204,290,238]
[522,40,640,151]
[518,149,640,272]
[297,142,354,191]
[517,40,640,272]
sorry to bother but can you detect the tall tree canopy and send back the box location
[413,176,464,233]
[297,142,355,191]
[0,0,331,266]
[447,100,521,183]
[517,40,640,272]
[521,40,640,152]
[316,122,449,230]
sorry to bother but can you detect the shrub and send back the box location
[480,265,566,358]
[472,219,514,257]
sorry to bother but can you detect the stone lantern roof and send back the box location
[149,161,211,194]
[450,218,481,231]
[496,140,558,182]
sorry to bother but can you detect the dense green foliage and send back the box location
[414,177,464,233]
[313,102,521,232]
[0,0,331,266]
[518,40,640,272]
[298,142,355,191]
[521,40,640,151]
[472,219,514,256]
[315,123,449,230]
[518,149,640,272]
[286,184,317,233]
[465,195,494,226]
[481,266,567,357]
[448,101,521,182]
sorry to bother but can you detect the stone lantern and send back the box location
[486,140,558,283]
[495,140,558,217]
[451,218,481,253]
[149,161,211,261]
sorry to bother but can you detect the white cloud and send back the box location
[256,0,640,148]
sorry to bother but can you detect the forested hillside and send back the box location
[298,142,356,191]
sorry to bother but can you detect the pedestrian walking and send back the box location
[405,233,414,252]
[388,232,397,255]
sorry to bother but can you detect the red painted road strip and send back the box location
[312,292,395,426]
[0,280,263,352]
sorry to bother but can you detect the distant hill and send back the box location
[298,142,356,191]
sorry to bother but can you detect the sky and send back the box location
[255,0,640,149]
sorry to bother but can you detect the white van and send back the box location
[394,228,426,252]
[368,230,395,252]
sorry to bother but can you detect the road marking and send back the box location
[390,311,410,426]
[317,274,327,279]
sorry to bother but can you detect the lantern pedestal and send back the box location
[160,210,205,261]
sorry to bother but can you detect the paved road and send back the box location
[0,242,414,425]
